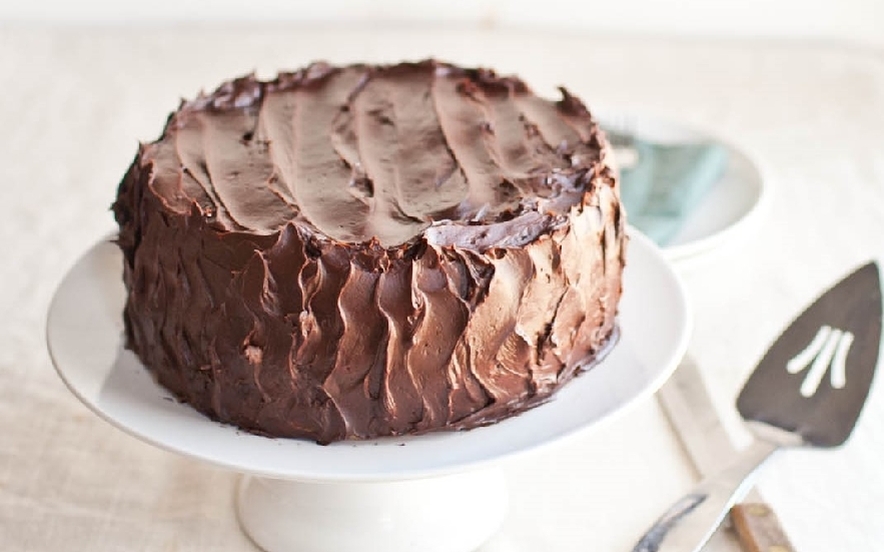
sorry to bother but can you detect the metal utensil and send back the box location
[601,119,640,170]
[634,262,882,552]
[657,357,795,552]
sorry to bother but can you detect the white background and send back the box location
[3,0,884,47]
[3,3,884,552]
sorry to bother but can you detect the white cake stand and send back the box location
[47,230,690,552]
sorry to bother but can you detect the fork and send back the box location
[601,116,640,170]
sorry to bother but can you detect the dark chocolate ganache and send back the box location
[113,60,626,443]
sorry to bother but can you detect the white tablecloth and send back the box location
[2,26,883,551]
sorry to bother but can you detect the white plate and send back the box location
[47,230,690,482]
[598,112,768,262]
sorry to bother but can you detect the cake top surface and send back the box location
[143,59,606,248]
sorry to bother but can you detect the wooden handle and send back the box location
[730,502,795,552]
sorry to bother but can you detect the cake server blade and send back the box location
[633,261,882,552]
[737,262,882,447]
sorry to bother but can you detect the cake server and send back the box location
[655,356,794,551]
[633,262,882,552]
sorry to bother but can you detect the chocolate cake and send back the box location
[112,60,626,444]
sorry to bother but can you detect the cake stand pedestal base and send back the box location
[236,467,508,552]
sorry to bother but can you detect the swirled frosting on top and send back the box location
[145,60,603,248]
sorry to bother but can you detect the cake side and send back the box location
[113,60,625,443]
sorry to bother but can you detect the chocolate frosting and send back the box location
[113,60,626,443]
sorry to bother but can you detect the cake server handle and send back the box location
[632,438,778,552]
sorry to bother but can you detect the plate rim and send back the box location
[596,108,769,262]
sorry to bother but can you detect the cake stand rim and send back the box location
[46,228,691,482]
